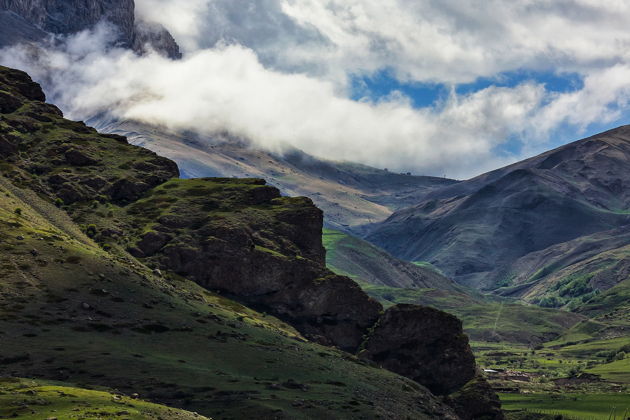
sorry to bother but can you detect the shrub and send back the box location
[14,208,22,216]
[539,296,563,308]
[86,224,97,238]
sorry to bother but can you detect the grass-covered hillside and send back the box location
[0,378,208,419]
[0,65,465,419]
[0,165,456,418]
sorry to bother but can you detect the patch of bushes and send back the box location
[85,224,97,238]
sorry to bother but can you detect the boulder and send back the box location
[65,149,98,166]
[108,178,150,203]
[137,231,172,256]
[0,67,45,101]
[0,90,22,113]
[361,304,476,395]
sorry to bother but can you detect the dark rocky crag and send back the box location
[0,65,502,418]
[361,304,476,396]
[0,0,181,58]
[123,177,382,351]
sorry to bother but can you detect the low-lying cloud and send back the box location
[3,1,630,179]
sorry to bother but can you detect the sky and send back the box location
[4,0,630,179]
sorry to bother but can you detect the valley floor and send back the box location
[474,338,630,420]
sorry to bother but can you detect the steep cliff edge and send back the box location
[0,65,501,418]
[0,0,181,57]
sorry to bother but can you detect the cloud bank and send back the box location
[4,1,630,179]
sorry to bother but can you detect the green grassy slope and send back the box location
[0,65,456,419]
[0,378,208,419]
[0,168,451,420]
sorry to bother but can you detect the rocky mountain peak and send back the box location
[0,0,181,58]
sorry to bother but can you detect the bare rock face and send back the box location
[0,0,181,58]
[0,0,135,41]
[361,304,477,395]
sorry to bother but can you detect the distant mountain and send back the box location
[367,126,630,292]
[322,229,588,345]
[323,228,459,290]
[91,119,457,234]
[0,0,180,58]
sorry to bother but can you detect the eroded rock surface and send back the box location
[361,304,477,395]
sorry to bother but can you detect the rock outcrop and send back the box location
[361,304,477,395]
[132,19,180,58]
[0,0,181,58]
[123,178,382,351]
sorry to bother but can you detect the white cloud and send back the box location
[3,2,630,179]
[135,0,630,85]
[135,0,210,52]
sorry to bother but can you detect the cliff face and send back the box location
[122,177,382,351]
[0,0,135,40]
[361,304,476,395]
[0,65,501,418]
[0,0,181,58]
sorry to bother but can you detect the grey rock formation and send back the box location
[0,10,47,48]
[361,304,477,395]
[0,0,181,58]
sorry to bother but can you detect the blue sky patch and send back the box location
[351,68,584,109]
